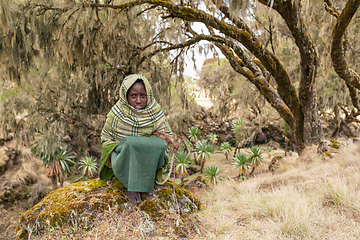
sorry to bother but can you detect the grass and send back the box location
[195,143,360,239]
[3,142,360,239]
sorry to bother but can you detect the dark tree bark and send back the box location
[329,0,360,109]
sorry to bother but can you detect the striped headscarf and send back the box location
[101,74,173,145]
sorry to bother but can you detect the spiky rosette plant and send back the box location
[220,142,232,162]
[75,156,98,182]
[174,150,192,185]
[33,144,76,190]
[232,153,250,177]
[188,126,201,144]
[195,140,214,173]
[209,133,218,146]
[248,145,263,175]
[204,165,223,185]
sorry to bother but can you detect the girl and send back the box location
[99,74,173,203]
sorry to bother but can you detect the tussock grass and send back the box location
[196,142,360,239]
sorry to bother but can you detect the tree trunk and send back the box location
[51,176,58,191]
[301,89,322,146]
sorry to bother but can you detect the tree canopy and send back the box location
[1,0,360,154]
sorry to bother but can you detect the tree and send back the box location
[33,140,76,190]
[232,153,250,177]
[324,0,360,137]
[195,140,213,173]
[220,141,232,162]
[2,0,360,154]
[199,58,267,119]
[204,165,223,185]
[248,146,263,176]
[174,150,192,185]
[0,0,194,157]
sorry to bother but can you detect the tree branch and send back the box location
[331,0,360,90]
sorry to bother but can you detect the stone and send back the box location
[15,178,201,240]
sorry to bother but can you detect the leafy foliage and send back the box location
[195,140,213,161]
[231,118,245,135]
[249,146,263,168]
[209,133,218,145]
[188,126,201,143]
[232,153,250,176]
[78,156,98,178]
[199,59,267,119]
[195,140,214,172]
[220,142,232,161]
[204,165,223,185]
[175,150,192,182]
[54,146,76,175]
[32,136,76,189]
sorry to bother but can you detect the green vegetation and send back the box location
[209,133,218,146]
[75,156,98,182]
[188,126,201,144]
[220,142,232,162]
[32,139,76,190]
[174,150,192,185]
[232,153,250,177]
[204,165,222,185]
[195,140,214,173]
[248,146,263,176]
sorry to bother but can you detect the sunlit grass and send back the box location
[196,142,360,239]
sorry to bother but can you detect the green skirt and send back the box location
[99,136,167,192]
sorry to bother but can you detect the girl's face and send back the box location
[127,81,147,110]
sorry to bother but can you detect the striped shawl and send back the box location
[101,74,173,145]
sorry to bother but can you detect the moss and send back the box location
[157,188,173,200]
[112,178,125,189]
[15,178,127,240]
[139,200,163,219]
[16,179,201,240]
[269,155,283,173]
[327,139,340,149]
[162,181,201,211]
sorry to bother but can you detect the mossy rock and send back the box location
[16,178,201,239]
[317,139,343,157]
[268,155,283,173]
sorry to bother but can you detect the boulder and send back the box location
[268,155,284,174]
[317,139,344,157]
[255,130,267,144]
[16,178,201,239]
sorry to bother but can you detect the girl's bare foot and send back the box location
[125,191,141,203]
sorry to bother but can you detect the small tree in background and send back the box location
[33,143,76,190]
[174,150,192,185]
[188,126,201,164]
[195,140,213,173]
[232,153,250,178]
[248,146,263,176]
[220,142,232,162]
[209,133,218,146]
[204,165,223,185]
[231,118,245,157]
[75,156,98,182]
[188,126,201,144]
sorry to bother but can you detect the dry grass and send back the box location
[196,143,360,239]
[4,143,360,239]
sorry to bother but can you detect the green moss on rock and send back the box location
[15,179,201,240]
[328,139,340,149]
[15,178,127,239]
